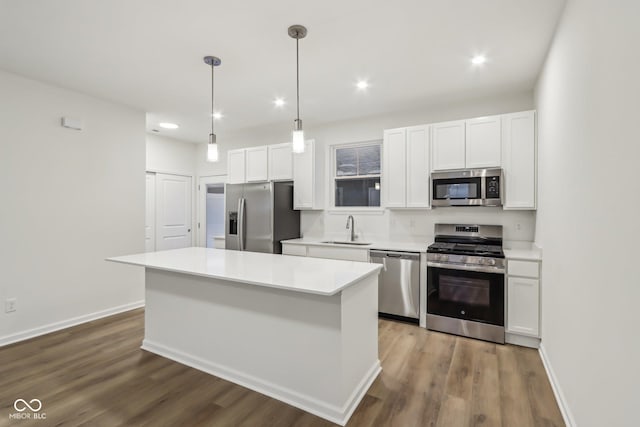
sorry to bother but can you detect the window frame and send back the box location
[329,140,384,212]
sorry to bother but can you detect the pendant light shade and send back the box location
[204,55,221,162]
[292,119,304,153]
[288,25,307,154]
[207,133,219,162]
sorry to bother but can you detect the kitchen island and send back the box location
[107,247,382,425]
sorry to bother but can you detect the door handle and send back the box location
[238,197,246,251]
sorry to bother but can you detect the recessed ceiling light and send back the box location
[158,122,179,129]
[471,55,487,66]
[213,112,223,120]
[274,98,285,107]
[356,80,369,90]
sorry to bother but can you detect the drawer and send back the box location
[307,245,369,262]
[508,260,540,278]
[282,244,307,257]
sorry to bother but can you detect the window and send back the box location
[334,142,381,207]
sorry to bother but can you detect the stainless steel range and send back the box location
[426,224,506,344]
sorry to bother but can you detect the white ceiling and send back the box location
[0,0,565,143]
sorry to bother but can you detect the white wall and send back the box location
[534,1,640,426]
[146,133,197,175]
[0,70,146,343]
[197,91,536,241]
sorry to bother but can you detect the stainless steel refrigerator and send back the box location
[225,181,300,254]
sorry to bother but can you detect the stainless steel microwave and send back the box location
[431,168,503,207]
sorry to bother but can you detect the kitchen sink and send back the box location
[321,240,372,246]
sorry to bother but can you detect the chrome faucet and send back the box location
[346,215,355,242]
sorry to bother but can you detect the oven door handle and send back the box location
[427,261,505,274]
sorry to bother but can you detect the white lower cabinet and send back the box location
[281,243,369,262]
[282,243,307,257]
[507,276,540,336]
[306,245,369,262]
[506,259,541,340]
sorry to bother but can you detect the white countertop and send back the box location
[504,247,542,261]
[108,247,382,296]
[281,237,429,253]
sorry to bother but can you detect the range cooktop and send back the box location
[427,242,504,258]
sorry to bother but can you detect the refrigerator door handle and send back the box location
[238,197,246,251]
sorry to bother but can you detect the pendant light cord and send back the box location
[211,63,219,133]
[296,37,300,121]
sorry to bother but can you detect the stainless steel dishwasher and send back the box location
[370,250,420,321]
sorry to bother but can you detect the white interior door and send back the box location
[155,173,192,250]
[145,172,156,252]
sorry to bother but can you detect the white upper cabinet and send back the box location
[465,115,501,168]
[245,146,268,182]
[383,125,430,209]
[268,143,293,181]
[432,117,501,171]
[406,126,430,208]
[293,139,323,210]
[227,149,246,184]
[431,120,466,171]
[227,143,294,184]
[502,111,536,209]
[383,128,407,208]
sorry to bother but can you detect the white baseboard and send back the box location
[539,343,576,427]
[142,339,381,426]
[506,332,541,348]
[0,300,145,347]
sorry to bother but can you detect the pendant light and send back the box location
[204,55,221,162]
[288,25,307,154]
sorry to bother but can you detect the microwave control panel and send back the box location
[486,176,500,199]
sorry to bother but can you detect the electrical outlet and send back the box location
[516,223,522,231]
[5,298,17,313]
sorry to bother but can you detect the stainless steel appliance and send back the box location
[426,224,505,343]
[225,181,300,254]
[370,250,420,322]
[431,168,503,207]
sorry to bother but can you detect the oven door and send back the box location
[431,176,483,206]
[427,264,504,326]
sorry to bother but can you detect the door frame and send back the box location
[198,174,227,247]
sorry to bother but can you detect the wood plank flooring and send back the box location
[0,309,564,426]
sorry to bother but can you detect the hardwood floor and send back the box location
[0,309,564,426]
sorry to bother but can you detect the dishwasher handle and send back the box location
[369,250,420,261]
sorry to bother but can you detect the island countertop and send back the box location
[108,247,382,296]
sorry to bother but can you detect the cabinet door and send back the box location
[465,115,501,168]
[507,276,540,337]
[293,140,314,209]
[268,143,293,181]
[502,111,536,209]
[406,125,430,208]
[227,149,246,184]
[245,146,268,182]
[383,128,407,208]
[431,120,466,171]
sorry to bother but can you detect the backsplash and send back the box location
[301,208,536,243]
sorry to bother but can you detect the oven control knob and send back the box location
[488,259,496,266]
[438,254,449,262]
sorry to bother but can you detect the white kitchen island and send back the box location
[108,247,382,425]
